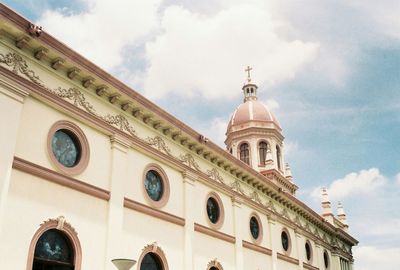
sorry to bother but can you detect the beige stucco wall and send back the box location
[0,15,355,270]
[0,170,108,269]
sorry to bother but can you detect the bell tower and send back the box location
[225,67,298,194]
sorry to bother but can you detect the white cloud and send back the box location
[284,141,298,159]
[37,0,161,70]
[311,168,386,201]
[396,173,400,186]
[142,4,319,99]
[354,246,400,270]
[264,98,280,111]
[347,0,400,41]
[198,117,228,147]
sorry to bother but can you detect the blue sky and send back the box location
[4,0,400,269]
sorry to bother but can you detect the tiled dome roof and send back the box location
[227,100,281,132]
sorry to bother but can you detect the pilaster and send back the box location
[0,75,29,236]
[295,229,303,270]
[267,214,278,270]
[182,170,197,270]
[104,135,131,269]
[232,196,244,270]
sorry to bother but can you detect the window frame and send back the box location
[249,212,263,244]
[137,243,169,270]
[281,228,292,255]
[47,120,90,176]
[27,217,82,270]
[239,142,251,165]
[205,192,225,230]
[142,163,170,208]
[258,141,269,166]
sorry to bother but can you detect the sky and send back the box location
[3,0,400,269]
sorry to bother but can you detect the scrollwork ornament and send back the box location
[146,136,172,156]
[206,168,225,184]
[179,153,201,171]
[0,52,42,85]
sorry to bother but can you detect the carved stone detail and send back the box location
[179,153,201,172]
[82,77,95,88]
[28,23,43,37]
[67,67,80,79]
[146,136,172,156]
[51,58,64,70]
[230,180,246,195]
[207,258,223,270]
[0,52,137,137]
[103,114,136,137]
[16,36,30,49]
[34,47,48,60]
[206,168,225,184]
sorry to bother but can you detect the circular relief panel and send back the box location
[47,121,89,176]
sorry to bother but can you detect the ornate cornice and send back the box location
[0,8,357,251]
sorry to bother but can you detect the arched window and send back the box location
[276,145,282,170]
[239,143,250,165]
[138,243,168,270]
[258,141,268,166]
[33,230,74,270]
[140,252,163,270]
[207,259,224,270]
[27,217,81,270]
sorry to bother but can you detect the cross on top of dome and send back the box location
[245,65,252,83]
[242,66,258,102]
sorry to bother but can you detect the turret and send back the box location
[321,187,334,224]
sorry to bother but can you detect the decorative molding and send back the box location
[0,52,41,84]
[277,252,299,265]
[13,156,110,201]
[242,240,272,255]
[0,48,357,250]
[194,223,235,244]
[146,136,173,156]
[206,258,224,270]
[123,198,185,226]
[137,243,169,270]
[179,153,201,172]
[303,262,319,270]
[229,179,246,195]
[26,216,82,270]
[206,168,225,184]
[0,52,137,137]
[249,191,263,204]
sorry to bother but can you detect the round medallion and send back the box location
[144,170,164,201]
[206,197,220,224]
[51,130,80,167]
[250,216,260,240]
[281,231,289,251]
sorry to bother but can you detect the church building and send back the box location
[0,4,357,270]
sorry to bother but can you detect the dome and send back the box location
[227,99,281,132]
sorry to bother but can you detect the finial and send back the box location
[285,163,293,182]
[245,65,252,83]
[337,201,348,228]
[321,187,334,224]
